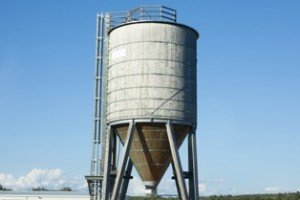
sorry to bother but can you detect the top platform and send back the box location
[99,5,177,30]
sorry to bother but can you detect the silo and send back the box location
[86,6,199,200]
[107,22,198,191]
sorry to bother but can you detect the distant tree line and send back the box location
[0,184,12,191]
[199,192,300,200]
[60,187,72,191]
[129,192,300,200]
[0,185,72,192]
[32,187,49,191]
[32,186,72,191]
[129,198,177,200]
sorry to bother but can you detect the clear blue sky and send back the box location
[1,0,300,195]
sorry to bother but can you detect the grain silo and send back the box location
[85,6,199,200]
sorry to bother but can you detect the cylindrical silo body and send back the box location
[107,21,198,190]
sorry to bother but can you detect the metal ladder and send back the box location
[86,13,106,200]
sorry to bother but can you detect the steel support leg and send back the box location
[112,130,118,170]
[166,121,188,200]
[190,130,199,199]
[101,126,112,200]
[119,159,133,200]
[188,132,194,199]
[111,120,135,200]
[171,161,182,198]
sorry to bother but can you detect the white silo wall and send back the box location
[107,22,198,124]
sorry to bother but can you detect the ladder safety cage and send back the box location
[86,13,107,200]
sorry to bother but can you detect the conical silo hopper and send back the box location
[115,123,191,190]
[106,21,198,195]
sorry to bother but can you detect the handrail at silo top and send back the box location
[104,5,177,30]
